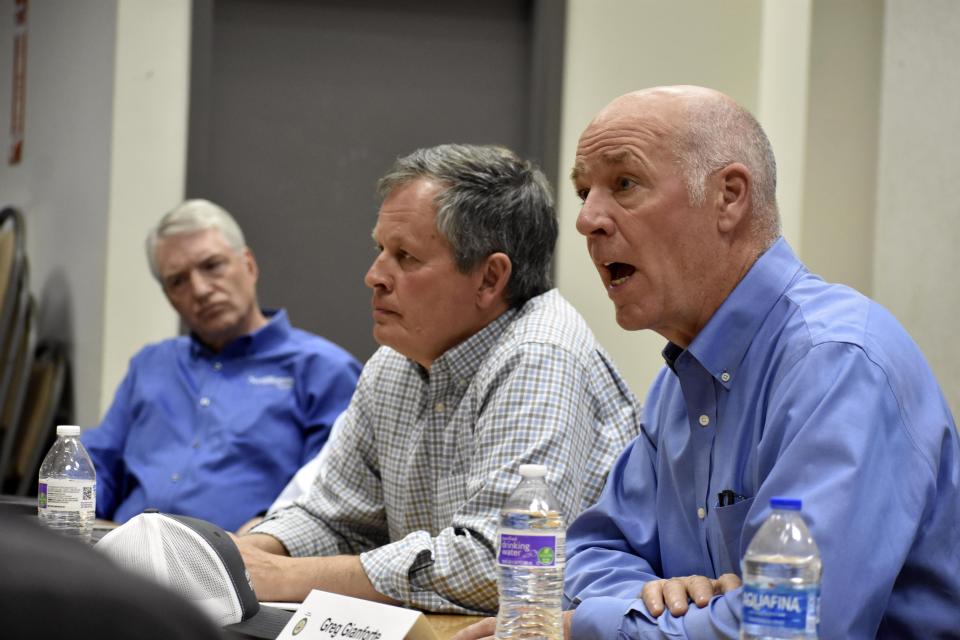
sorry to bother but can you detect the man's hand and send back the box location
[233,535,400,606]
[451,611,574,640]
[234,534,298,601]
[641,573,742,618]
[450,616,494,640]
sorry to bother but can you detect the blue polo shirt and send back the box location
[82,309,361,531]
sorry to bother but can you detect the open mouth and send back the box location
[604,262,636,287]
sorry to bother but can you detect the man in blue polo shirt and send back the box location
[81,200,361,532]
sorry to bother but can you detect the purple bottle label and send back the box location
[498,533,557,567]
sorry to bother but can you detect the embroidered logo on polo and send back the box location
[247,375,294,390]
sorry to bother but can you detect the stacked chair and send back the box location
[0,207,70,496]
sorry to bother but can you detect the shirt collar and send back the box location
[189,308,290,359]
[667,238,805,388]
[427,305,520,385]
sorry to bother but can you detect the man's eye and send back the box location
[203,258,227,273]
[576,188,590,202]
[397,250,420,267]
[165,275,185,289]
[615,177,636,191]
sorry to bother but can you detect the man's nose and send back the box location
[364,252,391,291]
[575,190,615,237]
[188,270,213,298]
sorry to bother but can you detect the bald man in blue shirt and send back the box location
[455,86,960,640]
[562,86,960,639]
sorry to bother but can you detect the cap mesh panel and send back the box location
[97,514,243,626]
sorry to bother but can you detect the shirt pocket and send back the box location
[713,496,755,575]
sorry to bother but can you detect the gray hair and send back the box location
[377,144,557,307]
[671,98,781,245]
[146,199,246,280]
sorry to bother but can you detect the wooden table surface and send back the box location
[425,614,485,639]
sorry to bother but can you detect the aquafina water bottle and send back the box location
[741,497,821,639]
[37,425,97,543]
[495,464,565,640]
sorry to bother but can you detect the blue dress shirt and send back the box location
[564,239,960,639]
[81,309,361,531]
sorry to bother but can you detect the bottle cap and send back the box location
[770,496,802,511]
[518,464,547,478]
[56,425,82,437]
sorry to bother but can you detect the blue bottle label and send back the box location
[498,533,557,567]
[742,584,819,634]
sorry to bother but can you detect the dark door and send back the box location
[187,0,564,362]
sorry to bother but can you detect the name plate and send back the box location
[276,590,439,640]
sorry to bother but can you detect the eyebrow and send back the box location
[371,227,421,250]
[570,149,636,183]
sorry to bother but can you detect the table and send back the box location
[425,614,485,639]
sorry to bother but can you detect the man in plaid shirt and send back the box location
[237,144,640,614]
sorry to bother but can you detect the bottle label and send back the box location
[38,478,96,514]
[742,584,819,635]
[498,533,558,567]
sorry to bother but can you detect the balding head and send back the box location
[584,86,780,245]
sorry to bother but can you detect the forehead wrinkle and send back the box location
[156,241,226,274]
[576,116,679,183]
[574,139,655,180]
[572,148,643,183]
[371,213,440,252]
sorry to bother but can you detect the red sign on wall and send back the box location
[8,0,28,165]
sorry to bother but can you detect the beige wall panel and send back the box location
[874,0,960,419]
[557,0,763,402]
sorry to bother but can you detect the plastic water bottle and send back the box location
[37,425,97,544]
[741,497,821,639]
[495,464,565,640]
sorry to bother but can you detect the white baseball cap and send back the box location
[96,510,291,638]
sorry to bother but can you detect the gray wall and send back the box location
[0,0,117,426]
[0,0,187,426]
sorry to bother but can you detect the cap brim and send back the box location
[223,603,294,639]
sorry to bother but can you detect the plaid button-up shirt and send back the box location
[253,289,641,613]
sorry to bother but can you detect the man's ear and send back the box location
[714,163,751,234]
[476,252,512,309]
[242,247,260,281]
